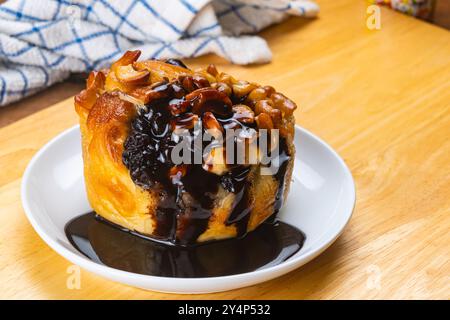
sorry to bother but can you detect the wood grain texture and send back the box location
[0,0,449,299]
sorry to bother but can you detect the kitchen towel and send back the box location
[0,0,319,106]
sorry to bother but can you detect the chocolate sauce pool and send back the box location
[65,212,305,278]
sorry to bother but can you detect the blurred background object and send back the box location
[371,0,435,20]
[433,0,450,29]
[370,0,450,29]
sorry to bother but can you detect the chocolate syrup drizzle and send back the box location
[122,64,291,245]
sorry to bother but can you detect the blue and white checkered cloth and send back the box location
[0,0,318,106]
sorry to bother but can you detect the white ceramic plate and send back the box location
[21,125,355,294]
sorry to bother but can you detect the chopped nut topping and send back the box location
[254,100,282,128]
[271,92,297,116]
[79,50,297,142]
[111,50,141,70]
[129,81,172,104]
[192,75,210,89]
[216,72,236,86]
[247,87,267,103]
[232,80,258,98]
[179,75,209,92]
[254,99,274,115]
[263,85,276,97]
[180,75,196,92]
[202,112,223,139]
[232,104,255,124]
[186,87,232,116]
[255,112,274,130]
[211,82,232,96]
[206,64,218,76]
[115,65,150,85]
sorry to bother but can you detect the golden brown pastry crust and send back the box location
[75,51,297,244]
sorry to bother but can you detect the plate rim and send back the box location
[21,124,356,293]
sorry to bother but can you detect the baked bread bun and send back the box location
[74,51,297,245]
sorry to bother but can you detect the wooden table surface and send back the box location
[1,0,449,299]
